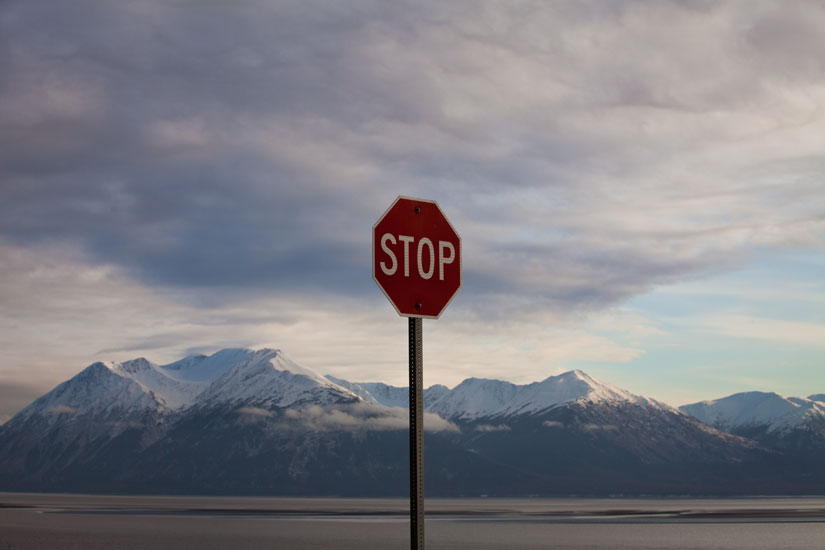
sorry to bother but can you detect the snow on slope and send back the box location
[195,349,359,409]
[6,349,330,425]
[427,370,660,420]
[88,350,256,411]
[426,378,519,420]
[161,349,295,384]
[326,377,409,408]
[680,391,825,432]
[810,394,825,404]
[326,376,450,409]
[152,349,294,407]
[9,361,168,425]
[7,348,703,433]
[117,358,209,410]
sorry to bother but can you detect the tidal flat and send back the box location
[1,493,824,550]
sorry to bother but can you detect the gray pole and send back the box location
[408,316,425,550]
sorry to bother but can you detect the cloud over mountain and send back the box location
[1,0,824,412]
[2,0,822,312]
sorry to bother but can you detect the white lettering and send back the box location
[438,241,455,281]
[399,235,414,277]
[381,234,458,282]
[418,238,434,280]
[379,233,397,275]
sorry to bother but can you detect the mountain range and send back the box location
[679,391,825,456]
[1,348,822,496]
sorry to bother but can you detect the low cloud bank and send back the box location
[542,420,618,432]
[237,402,459,433]
[474,424,511,432]
[581,423,618,432]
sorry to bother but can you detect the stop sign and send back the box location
[373,196,462,318]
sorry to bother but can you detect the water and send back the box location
[1,493,823,549]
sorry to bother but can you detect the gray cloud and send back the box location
[581,423,618,432]
[280,403,459,433]
[1,0,823,321]
[474,423,510,432]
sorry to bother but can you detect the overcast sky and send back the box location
[1,0,824,423]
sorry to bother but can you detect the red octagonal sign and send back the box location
[373,196,462,319]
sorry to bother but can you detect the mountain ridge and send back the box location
[1,347,822,496]
[680,391,825,433]
[679,391,825,455]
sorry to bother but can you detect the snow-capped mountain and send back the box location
[325,369,660,422]
[1,348,822,495]
[0,348,364,492]
[0,358,196,488]
[9,361,170,427]
[332,370,756,464]
[680,391,825,461]
[426,370,662,420]
[421,371,763,469]
[680,391,825,433]
[7,348,358,430]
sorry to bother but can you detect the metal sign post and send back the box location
[409,317,425,550]
[373,196,461,550]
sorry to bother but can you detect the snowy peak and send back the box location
[117,357,154,374]
[9,353,224,423]
[529,370,645,406]
[109,358,202,410]
[427,370,653,420]
[196,349,358,410]
[6,348,357,426]
[161,349,275,384]
[427,378,519,420]
[10,360,167,425]
[425,384,450,403]
[680,391,825,433]
[87,351,242,411]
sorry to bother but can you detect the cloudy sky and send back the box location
[1,0,823,422]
